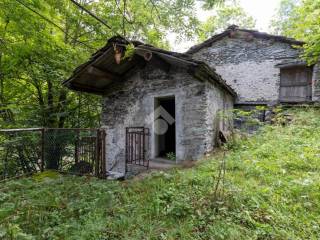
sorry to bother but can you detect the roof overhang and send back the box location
[275,61,310,69]
[64,37,236,97]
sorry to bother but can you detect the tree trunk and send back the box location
[0,21,15,124]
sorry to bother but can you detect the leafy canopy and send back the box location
[197,0,256,41]
[0,0,223,129]
[271,0,320,64]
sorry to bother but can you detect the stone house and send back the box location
[64,27,320,175]
[188,25,320,109]
[64,37,236,174]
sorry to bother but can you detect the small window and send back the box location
[279,66,312,102]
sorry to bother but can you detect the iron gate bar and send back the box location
[125,127,150,171]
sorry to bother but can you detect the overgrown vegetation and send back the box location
[166,151,176,161]
[0,108,319,239]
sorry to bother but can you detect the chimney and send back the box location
[227,25,239,31]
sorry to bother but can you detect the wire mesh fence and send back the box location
[0,128,106,181]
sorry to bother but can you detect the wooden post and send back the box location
[102,130,107,178]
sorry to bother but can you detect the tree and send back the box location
[270,0,320,64]
[197,0,256,41]
[0,0,99,129]
[0,0,218,129]
[270,0,300,36]
[0,0,223,168]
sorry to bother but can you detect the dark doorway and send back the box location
[154,96,176,159]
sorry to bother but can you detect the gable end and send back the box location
[187,26,304,54]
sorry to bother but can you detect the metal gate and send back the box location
[0,128,107,181]
[74,129,106,177]
[125,127,150,169]
[43,128,106,177]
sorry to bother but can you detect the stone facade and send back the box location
[312,64,320,102]
[101,64,234,174]
[191,32,320,104]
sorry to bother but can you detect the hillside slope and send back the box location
[1,108,320,239]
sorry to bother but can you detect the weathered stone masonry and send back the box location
[313,64,320,101]
[64,36,235,175]
[101,64,233,173]
[191,32,320,104]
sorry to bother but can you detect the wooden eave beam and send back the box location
[69,82,105,95]
[89,65,122,81]
[276,62,308,69]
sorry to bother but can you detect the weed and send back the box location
[166,152,176,161]
[0,108,320,239]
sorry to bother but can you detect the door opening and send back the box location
[154,96,176,159]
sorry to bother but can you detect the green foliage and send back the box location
[232,106,265,133]
[166,151,176,161]
[270,0,320,64]
[121,43,135,61]
[1,108,320,239]
[32,170,61,182]
[0,0,211,129]
[197,0,256,41]
[0,0,101,129]
[200,0,225,10]
[270,0,300,35]
[0,175,116,239]
[0,131,41,179]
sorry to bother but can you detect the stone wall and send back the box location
[312,63,320,101]
[204,81,234,152]
[191,33,320,104]
[101,64,233,174]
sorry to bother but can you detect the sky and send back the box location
[170,0,282,52]
[236,0,281,31]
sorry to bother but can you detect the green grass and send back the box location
[1,108,320,239]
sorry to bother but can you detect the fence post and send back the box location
[40,128,45,172]
[125,128,128,174]
[3,138,9,180]
[75,129,80,164]
[95,129,100,177]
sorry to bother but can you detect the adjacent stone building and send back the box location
[188,25,320,107]
[64,37,235,174]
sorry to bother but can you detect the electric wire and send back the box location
[14,0,96,50]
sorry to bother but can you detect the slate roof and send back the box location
[64,36,236,96]
[187,25,304,54]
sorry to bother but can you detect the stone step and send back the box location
[107,171,125,180]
